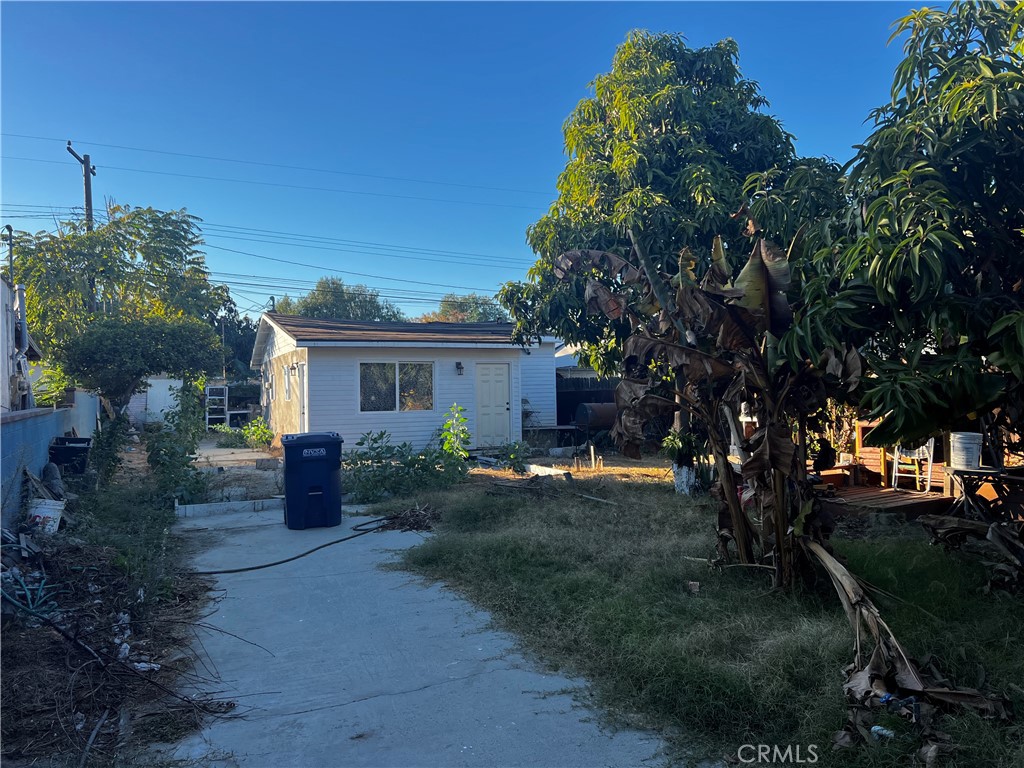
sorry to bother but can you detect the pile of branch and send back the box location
[1,536,235,765]
[373,504,442,532]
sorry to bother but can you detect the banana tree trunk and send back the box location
[708,430,755,563]
[772,467,792,588]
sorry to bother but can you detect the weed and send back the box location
[241,416,273,449]
[210,423,247,448]
[488,441,531,473]
[342,430,467,503]
[439,403,470,460]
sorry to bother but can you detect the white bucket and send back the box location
[28,498,66,533]
[949,432,983,469]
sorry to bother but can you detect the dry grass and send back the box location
[1,471,227,767]
[372,470,1024,768]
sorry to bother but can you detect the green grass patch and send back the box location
[381,478,1024,767]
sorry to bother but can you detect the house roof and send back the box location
[250,313,551,367]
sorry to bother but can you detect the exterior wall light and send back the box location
[455,361,464,375]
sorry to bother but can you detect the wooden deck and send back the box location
[823,485,954,518]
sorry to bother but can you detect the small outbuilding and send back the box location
[249,313,557,449]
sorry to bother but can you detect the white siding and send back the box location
[265,324,298,360]
[125,377,185,425]
[520,341,557,427]
[307,347,524,450]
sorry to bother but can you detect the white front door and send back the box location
[476,363,511,447]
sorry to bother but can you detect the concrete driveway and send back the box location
[161,506,668,768]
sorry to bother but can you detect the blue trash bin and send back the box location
[281,432,343,530]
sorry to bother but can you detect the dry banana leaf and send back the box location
[804,540,1011,754]
[741,423,797,479]
[553,248,642,283]
[584,279,628,320]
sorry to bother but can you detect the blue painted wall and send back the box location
[1,390,99,528]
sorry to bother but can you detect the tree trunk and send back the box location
[771,467,791,588]
[709,431,755,563]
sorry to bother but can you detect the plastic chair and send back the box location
[891,438,935,492]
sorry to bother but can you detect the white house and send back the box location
[249,313,557,449]
[125,375,184,426]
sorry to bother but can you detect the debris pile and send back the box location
[1,521,231,764]
[374,503,442,532]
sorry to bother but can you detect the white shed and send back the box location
[249,313,557,449]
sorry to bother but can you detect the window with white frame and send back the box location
[360,362,433,412]
[282,364,292,401]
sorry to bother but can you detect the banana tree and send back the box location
[553,227,1009,748]
[554,225,862,585]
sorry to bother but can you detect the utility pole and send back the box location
[67,141,99,312]
[66,141,96,231]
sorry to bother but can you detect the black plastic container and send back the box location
[48,436,93,474]
[281,432,343,530]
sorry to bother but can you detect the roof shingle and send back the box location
[266,313,518,345]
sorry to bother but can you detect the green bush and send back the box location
[490,441,531,473]
[343,430,467,503]
[241,416,273,449]
[90,414,130,486]
[144,381,207,503]
[211,423,247,448]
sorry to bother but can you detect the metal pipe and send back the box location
[15,284,27,356]
[3,224,12,281]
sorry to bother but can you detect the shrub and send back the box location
[343,430,467,503]
[90,414,130,486]
[211,423,247,448]
[241,417,273,449]
[144,381,207,503]
[490,441,531,473]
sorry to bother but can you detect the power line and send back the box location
[0,205,527,298]
[199,232,525,270]
[1,204,535,267]
[203,243,495,292]
[1,132,551,197]
[1,156,546,212]
[213,278,504,309]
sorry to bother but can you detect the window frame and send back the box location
[282,364,292,401]
[358,360,435,413]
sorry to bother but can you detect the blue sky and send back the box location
[1,1,919,318]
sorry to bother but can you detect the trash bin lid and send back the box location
[281,432,343,445]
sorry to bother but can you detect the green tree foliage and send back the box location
[499,31,795,373]
[840,1,1024,447]
[60,315,221,409]
[215,298,259,378]
[417,293,509,323]
[274,276,405,321]
[745,2,1024,450]
[10,203,227,352]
